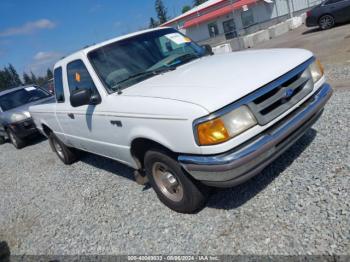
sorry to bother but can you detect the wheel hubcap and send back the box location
[53,139,64,159]
[321,16,333,28]
[152,162,183,202]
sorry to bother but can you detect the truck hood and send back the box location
[123,48,313,113]
[1,96,55,124]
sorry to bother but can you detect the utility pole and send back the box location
[287,0,294,18]
[275,0,280,22]
[230,0,242,50]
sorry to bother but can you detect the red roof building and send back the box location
[162,0,318,46]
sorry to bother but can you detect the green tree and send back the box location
[149,17,158,28]
[36,76,46,87]
[193,0,208,7]
[0,65,23,91]
[46,68,53,79]
[182,5,192,14]
[155,0,168,24]
[30,71,37,85]
[0,70,8,91]
[23,72,32,85]
[2,68,11,89]
[8,64,22,87]
[0,64,55,91]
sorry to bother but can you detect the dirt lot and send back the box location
[0,24,349,256]
[253,23,350,89]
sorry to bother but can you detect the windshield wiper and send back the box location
[111,66,177,92]
[169,53,200,67]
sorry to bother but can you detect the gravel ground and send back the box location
[325,64,350,83]
[0,87,349,255]
[253,23,350,90]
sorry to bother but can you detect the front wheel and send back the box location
[319,15,335,30]
[49,133,78,165]
[7,129,25,149]
[144,149,209,213]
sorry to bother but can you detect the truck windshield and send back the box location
[0,87,50,112]
[88,28,204,92]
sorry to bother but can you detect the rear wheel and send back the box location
[49,133,78,165]
[7,128,25,149]
[319,15,335,30]
[144,149,208,213]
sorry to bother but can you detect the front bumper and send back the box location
[305,16,318,27]
[178,83,333,188]
[9,118,38,139]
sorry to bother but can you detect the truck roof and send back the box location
[54,27,170,69]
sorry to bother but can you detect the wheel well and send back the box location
[42,124,53,137]
[130,138,175,170]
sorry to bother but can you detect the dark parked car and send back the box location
[306,0,350,29]
[0,85,54,149]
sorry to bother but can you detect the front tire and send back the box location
[319,15,335,30]
[7,128,25,149]
[49,133,78,165]
[144,149,208,213]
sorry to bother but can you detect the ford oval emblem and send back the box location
[285,88,294,98]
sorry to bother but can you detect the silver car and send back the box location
[0,85,54,149]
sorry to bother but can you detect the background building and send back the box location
[162,0,322,47]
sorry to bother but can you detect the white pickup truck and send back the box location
[30,27,332,213]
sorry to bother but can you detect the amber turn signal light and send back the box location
[197,118,230,146]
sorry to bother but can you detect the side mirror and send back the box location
[90,92,102,105]
[70,88,101,107]
[202,44,214,56]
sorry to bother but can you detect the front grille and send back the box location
[248,66,314,125]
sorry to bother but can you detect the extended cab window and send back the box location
[54,67,64,103]
[67,60,97,95]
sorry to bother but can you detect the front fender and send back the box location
[127,120,202,156]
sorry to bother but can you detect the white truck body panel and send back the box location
[29,28,324,170]
[123,48,313,113]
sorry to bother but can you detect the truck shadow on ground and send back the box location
[79,151,136,183]
[77,128,317,209]
[0,241,10,262]
[206,128,317,210]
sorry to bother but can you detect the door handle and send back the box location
[67,113,75,119]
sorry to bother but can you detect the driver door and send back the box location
[62,59,104,153]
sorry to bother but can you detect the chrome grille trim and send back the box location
[251,76,309,111]
[248,68,314,125]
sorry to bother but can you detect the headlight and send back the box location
[309,59,324,83]
[10,113,28,123]
[196,106,257,146]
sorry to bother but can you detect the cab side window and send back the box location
[67,60,97,94]
[54,67,65,103]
